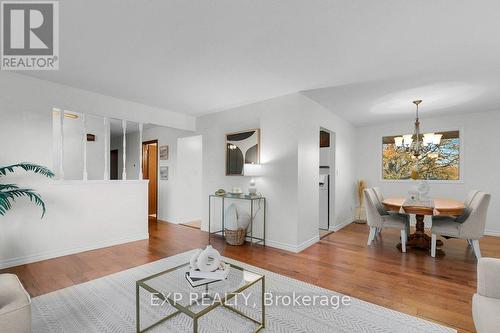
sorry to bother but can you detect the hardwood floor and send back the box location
[2,219,500,332]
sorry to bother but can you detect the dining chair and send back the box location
[371,187,385,234]
[465,189,480,207]
[370,186,408,235]
[432,190,479,225]
[364,188,410,252]
[372,187,384,203]
[431,191,491,259]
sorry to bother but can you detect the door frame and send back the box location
[142,139,159,218]
[319,127,336,236]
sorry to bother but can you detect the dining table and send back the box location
[382,197,465,254]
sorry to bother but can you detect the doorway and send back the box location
[110,149,118,180]
[142,140,158,219]
[319,128,335,239]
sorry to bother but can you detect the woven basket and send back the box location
[225,228,246,245]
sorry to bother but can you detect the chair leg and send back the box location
[431,233,437,257]
[367,227,376,246]
[472,240,482,259]
[400,229,406,253]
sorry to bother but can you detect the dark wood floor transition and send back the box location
[2,219,500,332]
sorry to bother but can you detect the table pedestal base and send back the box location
[396,214,445,256]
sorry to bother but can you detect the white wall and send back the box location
[197,95,299,250]
[85,115,106,180]
[117,126,202,224]
[1,110,52,168]
[0,72,196,267]
[355,109,500,235]
[295,96,357,244]
[0,71,195,181]
[0,109,148,269]
[197,93,357,252]
[0,72,195,132]
[0,180,148,269]
[52,113,106,180]
[176,135,203,223]
[62,114,84,180]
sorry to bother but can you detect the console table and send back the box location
[208,194,266,246]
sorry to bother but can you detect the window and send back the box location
[382,130,460,180]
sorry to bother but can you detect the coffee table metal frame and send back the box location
[136,262,265,333]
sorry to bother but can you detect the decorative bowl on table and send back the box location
[215,189,226,196]
[228,187,243,196]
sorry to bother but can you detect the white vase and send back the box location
[225,204,239,230]
[237,211,251,230]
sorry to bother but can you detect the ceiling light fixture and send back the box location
[393,100,443,158]
[409,100,422,157]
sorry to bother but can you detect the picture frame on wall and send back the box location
[160,166,169,180]
[225,129,260,175]
[159,145,169,160]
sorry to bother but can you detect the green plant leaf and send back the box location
[0,163,52,217]
[0,188,47,218]
[0,184,19,190]
[0,192,13,216]
[0,163,55,178]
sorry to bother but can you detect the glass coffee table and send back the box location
[136,262,265,332]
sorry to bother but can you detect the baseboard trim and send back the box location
[158,216,180,224]
[265,239,299,252]
[485,229,500,237]
[330,217,354,232]
[266,234,320,253]
[158,216,201,225]
[0,233,149,269]
[296,235,320,252]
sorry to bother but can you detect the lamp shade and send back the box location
[432,134,443,145]
[423,133,434,146]
[394,136,403,147]
[243,163,262,177]
[402,134,413,146]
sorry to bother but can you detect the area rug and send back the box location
[32,250,455,333]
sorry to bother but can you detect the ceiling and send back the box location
[21,0,500,125]
[303,71,500,126]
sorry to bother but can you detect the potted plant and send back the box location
[0,163,54,218]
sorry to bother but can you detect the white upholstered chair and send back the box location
[371,187,385,233]
[464,189,480,207]
[431,191,491,258]
[432,190,479,224]
[0,274,31,333]
[372,187,384,203]
[472,258,500,333]
[364,188,410,252]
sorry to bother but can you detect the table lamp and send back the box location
[244,163,262,195]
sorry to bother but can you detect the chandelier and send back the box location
[393,100,442,158]
[409,100,422,157]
